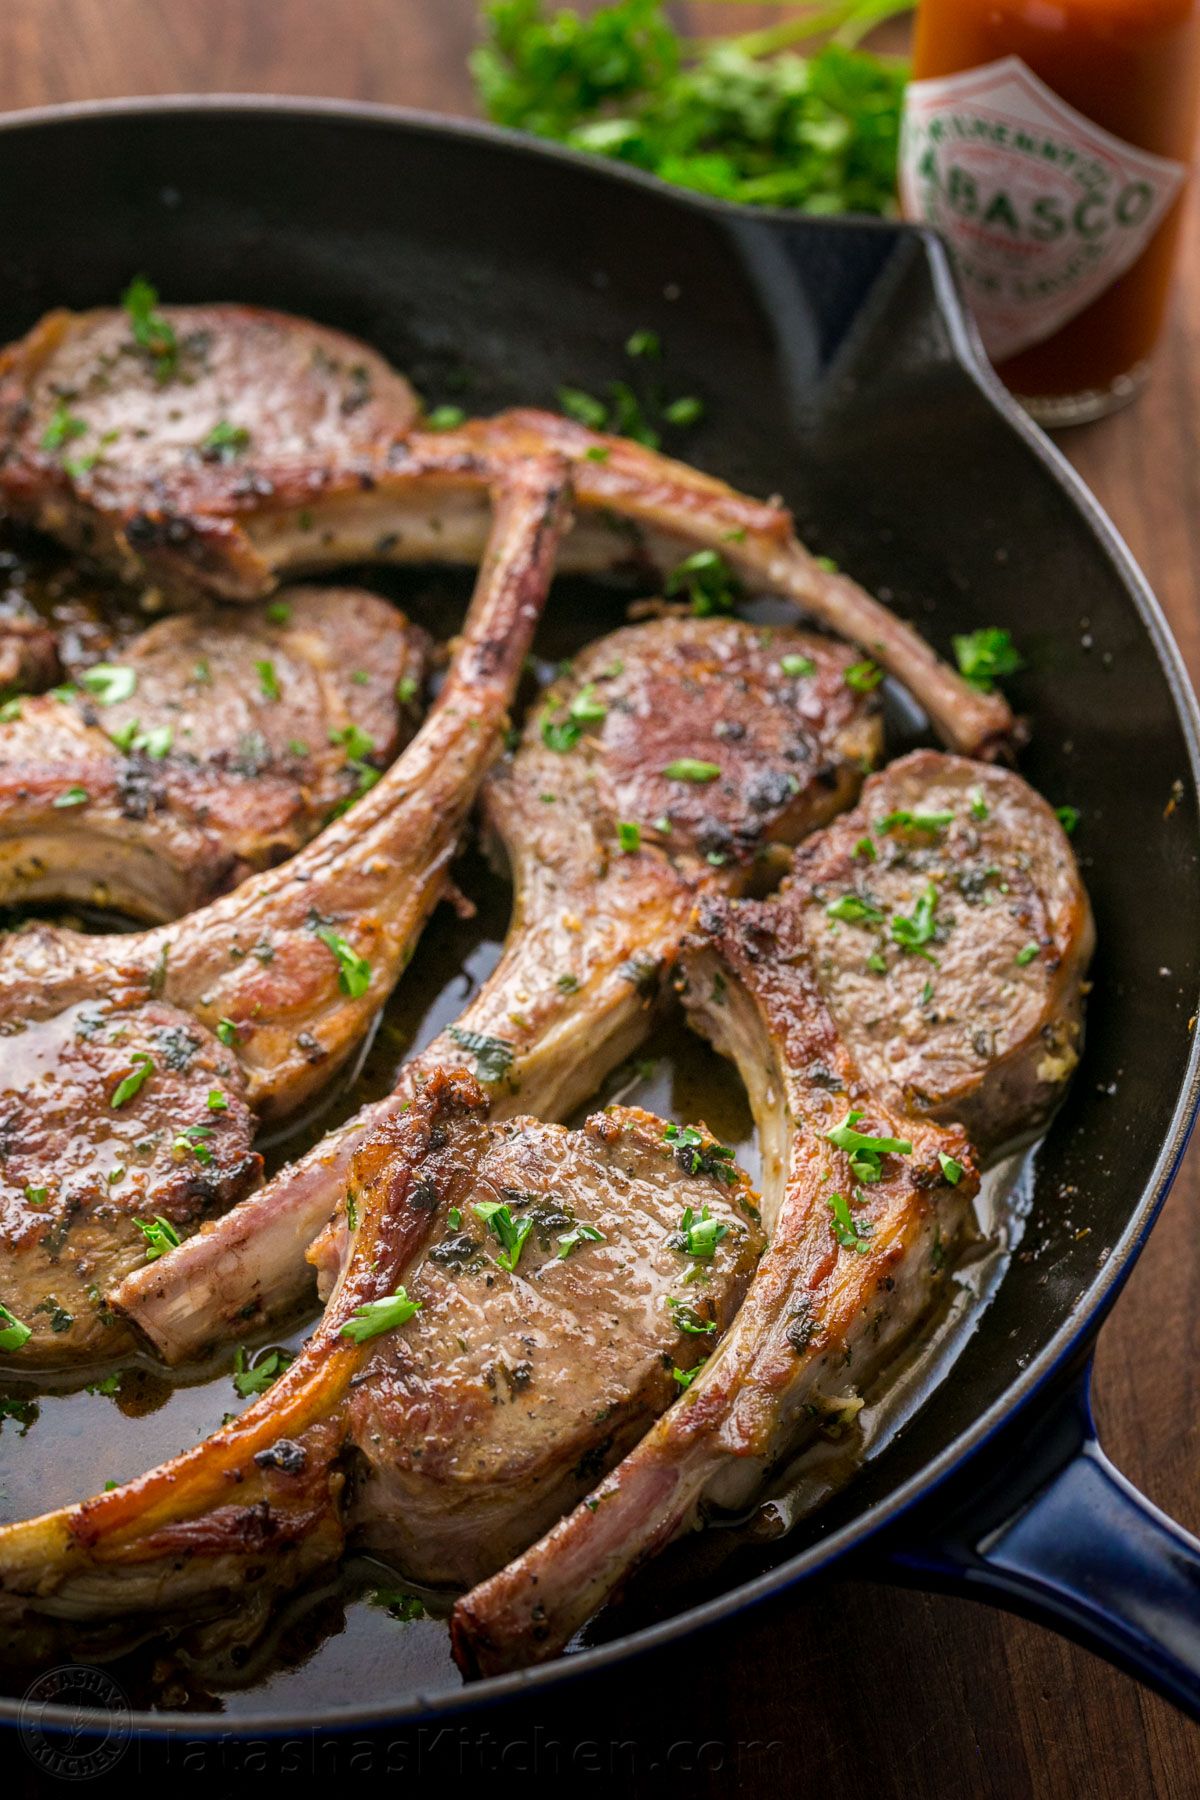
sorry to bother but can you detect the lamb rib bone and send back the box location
[0,461,568,1367]
[0,1070,761,1654]
[450,751,1093,1673]
[0,301,1011,756]
[116,611,883,1362]
[0,586,429,921]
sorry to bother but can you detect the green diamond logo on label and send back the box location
[900,56,1186,361]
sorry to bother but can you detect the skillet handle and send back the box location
[885,1360,1200,1718]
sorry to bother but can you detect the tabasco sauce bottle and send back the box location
[900,0,1200,424]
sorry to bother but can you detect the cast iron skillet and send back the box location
[2,96,1200,1736]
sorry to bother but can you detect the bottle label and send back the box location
[900,56,1187,362]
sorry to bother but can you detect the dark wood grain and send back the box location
[2,3,1199,1793]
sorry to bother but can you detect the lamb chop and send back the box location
[0,1069,761,1657]
[116,611,883,1362]
[451,751,1094,1673]
[0,461,568,1365]
[0,301,1011,756]
[0,586,428,921]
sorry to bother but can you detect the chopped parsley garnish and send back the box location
[133,1214,181,1260]
[110,1052,155,1109]
[446,1206,462,1231]
[867,951,887,975]
[828,1190,871,1253]
[891,883,940,961]
[663,394,704,426]
[135,723,173,760]
[41,399,88,453]
[314,926,372,998]
[207,1088,228,1111]
[557,386,609,430]
[1056,804,1080,835]
[79,664,137,706]
[216,1017,239,1046]
[255,659,281,702]
[371,1589,427,1621]
[668,1297,717,1336]
[340,1288,422,1343]
[666,548,738,617]
[781,653,816,678]
[0,1305,31,1352]
[232,1345,294,1397]
[664,1122,737,1184]
[397,675,419,705]
[447,1026,515,1083]
[938,1151,963,1186]
[826,893,884,926]
[663,758,720,783]
[825,1109,912,1183]
[540,705,580,753]
[969,786,990,822]
[852,836,876,862]
[0,698,20,723]
[266,600,293,624]
[625,328,660,359]
[201,418,251,459]
[173,1124,214,1166]
[669,1202,729,1260]
[122,275,178,379]
[570,682,608,726]
[673,1359,707,1390]
[874,809,953,837]
[617,819,641,852]
[557,1222,606,1259]
[329,722,376,762]
[53,785,89,809]
[474,1200,534,1273]
[425,404,467,430]
[845,659,883,692]
[24,1185,48,1207]
[540,685,607,751]
[556,972,581,994]
[953,627,1022,693]
[1016,942,1041,966]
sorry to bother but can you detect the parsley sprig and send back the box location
[473,0,910,218]
[825,1109,911,1183]
[474,1199,534,1272]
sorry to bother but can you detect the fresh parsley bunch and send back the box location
[473,0,910,216]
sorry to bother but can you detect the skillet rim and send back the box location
[0,92,1198,1737]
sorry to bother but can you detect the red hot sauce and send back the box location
[902,0,1200,423]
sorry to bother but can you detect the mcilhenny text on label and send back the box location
[900,56,1186,362]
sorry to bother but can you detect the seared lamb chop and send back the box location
[0,1070,761,1653]
[116,613,882,1362]
[0,300,420,598]
[0,463,568,1366]
[0,303,1011,755]
[451,752,1093,1673]
[0,586,428,921]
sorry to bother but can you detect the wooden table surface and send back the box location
[3,5,1200,1795]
